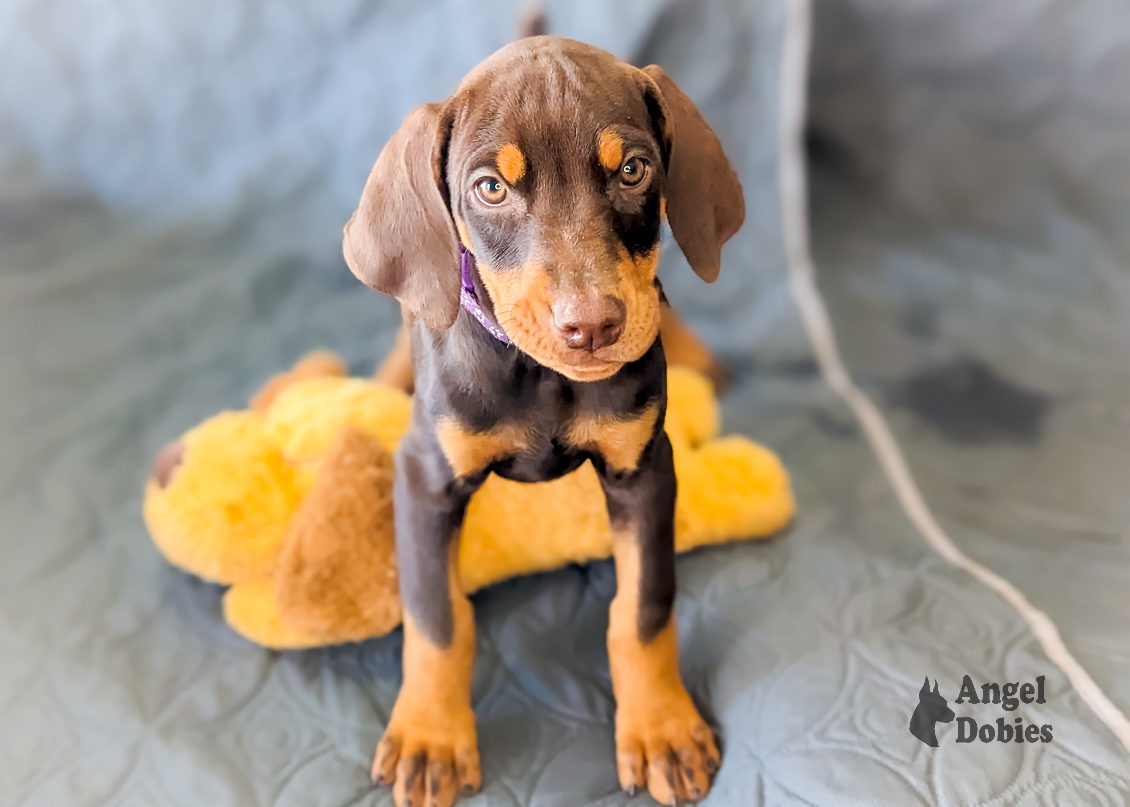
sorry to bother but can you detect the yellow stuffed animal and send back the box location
[144,352,794,649]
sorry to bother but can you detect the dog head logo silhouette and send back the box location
[909,677,954,747]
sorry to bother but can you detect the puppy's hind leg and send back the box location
[375,318,415,394]
[659,305,728,392]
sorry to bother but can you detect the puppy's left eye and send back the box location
[619,156,648,188]
[475,177,508,206]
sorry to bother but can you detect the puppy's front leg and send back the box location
[600,431,721,804]
[373,433,481,807]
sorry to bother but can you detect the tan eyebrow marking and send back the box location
[598,130,624,171]
[495,143,527,185]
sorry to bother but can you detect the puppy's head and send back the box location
[344,37,744,382]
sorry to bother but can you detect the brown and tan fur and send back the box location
[343,34,743,807]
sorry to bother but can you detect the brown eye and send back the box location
[620,156,648,188]
[475,176,508,205]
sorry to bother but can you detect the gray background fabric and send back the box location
[808,0,1130,730]
[1,0,1129,805]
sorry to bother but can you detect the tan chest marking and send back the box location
[496,143,527,185]
[566,404,659,473]
[598,129,624,171]
[435,419,531,478]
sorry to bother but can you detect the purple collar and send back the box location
[459,245,513,346]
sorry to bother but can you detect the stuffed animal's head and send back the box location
[144,377,411,585]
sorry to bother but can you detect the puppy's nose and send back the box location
[552,294,626,352]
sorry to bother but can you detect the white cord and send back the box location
[778,0,1130,754]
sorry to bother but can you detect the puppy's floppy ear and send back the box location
[640,65,745,283]
[343,103,461,330]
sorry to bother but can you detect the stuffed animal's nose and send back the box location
[552,294,625,352]
[152,438,185,489]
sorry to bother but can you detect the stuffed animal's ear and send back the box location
[639,65,745,283]
[274,426,402,644]
[343,103,461,330]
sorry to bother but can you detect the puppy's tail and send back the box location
[518,3,547,38]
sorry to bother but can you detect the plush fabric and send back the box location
[144,357,795,649]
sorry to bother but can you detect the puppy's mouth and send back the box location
[507,307,659,382]
[478,258,661,382]
[553,352,626,383]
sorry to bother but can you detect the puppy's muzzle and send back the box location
[551,294,626,352]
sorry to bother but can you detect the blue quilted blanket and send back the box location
[1,1,1128,804]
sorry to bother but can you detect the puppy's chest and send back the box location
[435,377,661,483]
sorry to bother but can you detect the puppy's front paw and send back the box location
[615,698,720,805]
[371,711,480,807]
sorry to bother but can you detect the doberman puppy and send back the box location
[343,36,744,807]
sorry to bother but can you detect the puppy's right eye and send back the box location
[475,177,508,206]
[619,156,649,188]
